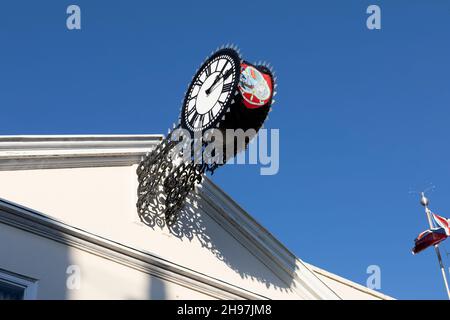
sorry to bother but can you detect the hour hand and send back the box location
[206,69,233,95]
[205,75,220,95]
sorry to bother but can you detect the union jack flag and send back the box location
[432,212,450,236]
[412,212,450,255]
[412,228,447,255]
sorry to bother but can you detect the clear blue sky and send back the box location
[1,1,450,299]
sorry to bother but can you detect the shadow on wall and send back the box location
[0,199,169,300]
[149,276,167,299]
[0,202,72,300]
[137,182,298,294]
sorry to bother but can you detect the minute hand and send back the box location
[205,68,233,95]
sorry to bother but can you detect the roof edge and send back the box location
[306,263,393,300]
[0,134,163,171]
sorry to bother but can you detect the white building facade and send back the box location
[0,135,391,300]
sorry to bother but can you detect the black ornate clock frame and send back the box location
[137,46,276,226]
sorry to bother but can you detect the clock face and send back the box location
[238,63,273,109]
[181,49,240,133]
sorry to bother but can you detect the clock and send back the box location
[179,47,275,165]
[138,46,277,225]
[180,48,241,133]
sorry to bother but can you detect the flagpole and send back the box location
[420,192,450,299]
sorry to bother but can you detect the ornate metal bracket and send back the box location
[137,127,209,225]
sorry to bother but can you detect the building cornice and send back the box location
[0,135,163,171]
[306,264,393,300]
[199,180,341,300]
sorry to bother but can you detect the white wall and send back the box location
[0,165,302,299]
[0,222,213,299]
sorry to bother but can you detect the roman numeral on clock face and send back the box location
[222,83,232,93]
[205,64,212,77]
[187,105,196,116]
[190,113,201,127]
[194,79,203,87]
[207,109,214,122]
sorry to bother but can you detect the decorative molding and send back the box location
[306,264,393,300]
[0,198,268,300]
[0,135,163,171]
[199,180,341,300]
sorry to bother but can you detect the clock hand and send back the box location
[205,75,221,95]
[205,68,233,95]
[207,60,229,93]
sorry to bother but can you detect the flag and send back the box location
[432,212,450,236]
[412,228,447,255]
